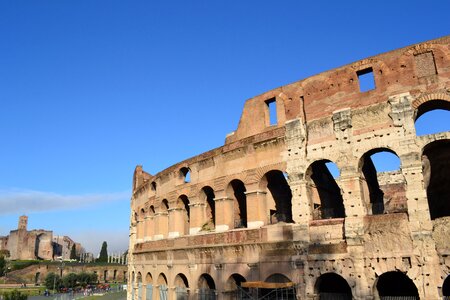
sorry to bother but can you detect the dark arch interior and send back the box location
[423,140,450,219]
[376,271,419,297]
[265,170,293,223]
[266,273,291,283]
[199,274,216,290]
[178,195,190,220]
[443,275,450,296]
[202,186,216,225]
[316,273,352,295]
[175,273,189,288]
[309,161,345,219]
[230,180,247,228]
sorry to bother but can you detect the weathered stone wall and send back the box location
[128,36,450,300]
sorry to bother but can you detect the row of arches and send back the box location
[130,270,450,299]
[135,139,450,241]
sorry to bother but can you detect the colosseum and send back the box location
[128,36,450,300]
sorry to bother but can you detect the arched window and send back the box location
[227,180,247,228]
[225,274,246,299]
[260,170,293,224]
[359,149,402,215]
[415,99,450,136]
[423,139,450,219]
[315,273,352,300]
[177,195,190,235]
[137,273,143,300]
[180,167,191,183]
[198,274,216,300]
[174,273,189,300]
[376,271,419,298]
[145,273,153,300]
[157,273,168,300]
[200,186,216,230]
[306,160,345,219]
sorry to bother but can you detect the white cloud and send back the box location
[0,189,129,215]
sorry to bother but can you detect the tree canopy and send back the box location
[98,241,108,263]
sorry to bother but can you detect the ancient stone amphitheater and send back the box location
[128,36,450,300]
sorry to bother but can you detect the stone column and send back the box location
[145,216,154,241]
[245,190,267,228]
[214,197,234,232]
[154,212,168,240]
[188,199,204,235]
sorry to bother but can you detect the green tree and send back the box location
[78,272,98,287]
[62,273,78,288]
[3,290,27,300]
[70,244,77,260]
[97,241,108,263]
[0,256,5,276]
[44,272,61,291]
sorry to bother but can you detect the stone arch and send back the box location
[259,170,293,224]
[180,167,191,183]
[174,273,189,300]
[145,273,153,300]
[177,195,190,235]
[265,273,291,283]
[104,270,108,282]
[226,179,247,228]
[136,272,143,300]
[412,93,450,113]
[157,273,168,300]
[160,199,169,213]
[306,159,345,219]
[314,273,352,299]
[198,273,216,299]
[358,148,403,215]
[199,186,216,229]
[225,273,246,293]
[375,271,419,298]
[443,274,450,297]
[35,272,41,285]
[422,139,450,219]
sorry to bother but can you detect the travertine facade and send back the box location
[128,36,450,299]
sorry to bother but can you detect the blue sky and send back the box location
[0,1,449,254]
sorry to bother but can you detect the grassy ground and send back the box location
[0,287,45,296]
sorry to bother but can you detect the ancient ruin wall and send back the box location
[129,36,450,300]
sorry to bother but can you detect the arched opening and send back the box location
[443,275,450,296]
[307,160,345,219]
[139,208,146,240]
[151,181,157,192]
[376,271,419,298]
[200,186,216,231]
[145,273,153,300]
[180,167,191,183]
[177,195,190,235]
[174,273,189,300]
[104,270,108,282]
[260,170,293,224]
[113,270,117,281]
[35,272,41,285]
[157,273,168,300]
[137,272,143,300]
[225,274,246,300]
[315,273,352,300]
[227,180,247,228]
[159,199,169,238]
[415,100,450,136]
[423,139,450,219]
[198,273,216,300]
[359,149,403,215]
[124,271,127,283]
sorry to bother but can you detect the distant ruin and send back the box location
[128,36,450,299]
[0,216,83,261]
